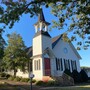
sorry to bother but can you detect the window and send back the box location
[64,59,66,70]
[64,59,70,70]
[34,60,36,70]
[56,58,58,70]
[71,60,77,71]
[68,60,70,70]
[56,58,63,71]
[34,59,40,70]
[38,59,40,70]
[61,58,63,71]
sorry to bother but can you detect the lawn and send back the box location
[0,84,19,90]
[0,81,24,90]
[45,87,90,90]
[0,80,90,90]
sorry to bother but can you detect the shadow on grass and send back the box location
[0,84,40,90]
[0,80,90,90]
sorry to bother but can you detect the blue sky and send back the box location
[2,7,90,67]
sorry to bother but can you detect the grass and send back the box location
[0,80,90,90]
[46,87,90,90]
[0,81,21,90]
[0,84,19,90]
[1,84,90,90]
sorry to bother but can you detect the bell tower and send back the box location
[32,9,52,80]
[34,8,50,33]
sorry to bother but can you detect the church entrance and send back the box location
[44,58,51,76]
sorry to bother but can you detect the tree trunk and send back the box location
[14,69,17,77]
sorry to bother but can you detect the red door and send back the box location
[44,58,51,76]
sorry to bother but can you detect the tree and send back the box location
[0,0,90,49]
[3,32,29,77]
[0,28,6,72]
[0,29,5,59]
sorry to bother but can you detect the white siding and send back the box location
[6,69,29,78]
[52,39,81,76]
[33,35,42,56]
[16,69,29,78]
[42,35,52,51]
[33,34,52,80]
[33,57,44,80]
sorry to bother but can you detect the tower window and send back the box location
[34,59,41,70]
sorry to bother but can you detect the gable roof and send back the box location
[26,46,32,57]
[69,43,81,59]
[26,34,81,60]
[52,35,63,49]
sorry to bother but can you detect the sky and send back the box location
[2,7,90,67]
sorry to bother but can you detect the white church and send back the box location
[11,9,81,80]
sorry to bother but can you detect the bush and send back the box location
[36,80,59,86]
[88,77,90,80]
[36,80,46,86]
[14,76,21,82]
[0,73,6,77]
[46,80,59,86]
[64,69,72,77]
[20,78,30,82]
[80,69,88,82]
[8,76,15,81]
[72,70,82,83]
[5,74,11,79]
[32,79,36,83]
[0,73,11,78]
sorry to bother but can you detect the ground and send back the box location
[0,79,90,90]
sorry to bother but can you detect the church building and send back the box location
[27,9,81,80]
[11,9,81,80]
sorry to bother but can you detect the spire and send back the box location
[38,8,45,22]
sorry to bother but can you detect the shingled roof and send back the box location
[34,30,51,38]
[26,35,62,57]
[26,46,32,57]
[34,8,50,25]
[52,35,63,49]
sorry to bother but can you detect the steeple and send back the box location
[38,9,45,22]
[34,8,50,33]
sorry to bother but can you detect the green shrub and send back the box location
[5,74,11,79]
[64,69,72,77]
[14,76,21,82]
[46,80,59,86]
[8,76,15,81]
[36,80,45,86]
[0,73,11,78]
[80,69,88,82]
[20,78,30,82]
[28,79,36,83]
[0,73,6,77]
[88,77,90,80]
[72,70,82,83]
[36,80,59,86]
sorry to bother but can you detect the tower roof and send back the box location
[34,8,50,25]
[38,9,45,22]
